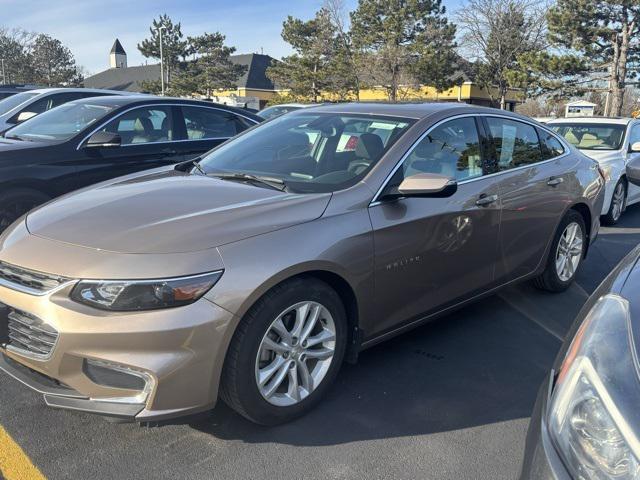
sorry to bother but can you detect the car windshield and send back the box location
[5,102,116,142]
[0,91,39,116]
[197,112,414,193]
[259,106,303,120]
[551,123,626,151]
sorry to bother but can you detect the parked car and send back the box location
[0,103,604,425]
[0,95,261,231]
[0,84,39,101]
[258,103,319,120]
[548,117,640,225]
[520,156,640,479]
[0,87,128,133]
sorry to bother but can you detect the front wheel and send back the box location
[220,277,347,425]
[602,179,626,226]
[534,210,586,292]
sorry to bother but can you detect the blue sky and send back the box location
[2,0,463,75]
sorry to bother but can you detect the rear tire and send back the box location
[0,189,50,233]
[602,179,626,226]
[534,210,586,293]
[220,277,347,425]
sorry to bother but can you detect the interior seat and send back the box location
[348,133,384,175]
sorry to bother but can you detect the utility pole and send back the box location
[1,59,5,85]
[159,26,166,96]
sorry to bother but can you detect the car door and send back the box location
[368,116,502,335]
[483,116,575,284]
[625,123,640,203]
[75,105,184,186]
[176,106,257,160]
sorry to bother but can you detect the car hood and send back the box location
[26,170,332,254]
[577,149,623,163]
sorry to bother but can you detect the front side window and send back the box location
[628,124,640,148]
[181,106,251,140]
[198,113,413,193]
[101,106,173,145]
[5,102,115,142]
[551,123,626,151]
[395,117,483,183]
[538,128,565,160]
[0,91,38,116]
[486,117,542,170]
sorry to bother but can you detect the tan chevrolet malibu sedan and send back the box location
[0,103,604,425]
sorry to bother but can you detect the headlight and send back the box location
[549,294,640,479]
[70,271,223,311]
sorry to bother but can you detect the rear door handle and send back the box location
[547,177,564,186]
[476,194,498,206]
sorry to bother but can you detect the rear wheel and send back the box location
[602,179,626,225]
[220,277,347,425]
[534,210,586,292]
[0,189,50,233]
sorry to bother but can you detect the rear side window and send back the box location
[181,106,252,140]
[486,117,542,170]
[537,128,565,160]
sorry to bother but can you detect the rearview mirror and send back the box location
[16,111,37,123]
[396,173,457,198]
[84,131,122,149]
[627,156,640,186]
[630,142,640,153]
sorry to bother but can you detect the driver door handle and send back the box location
[547,177,564,186]
[476,194,498,206]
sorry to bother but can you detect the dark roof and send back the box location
[110,39,126,55]
[84,64,161,92]
[84,54,277,93]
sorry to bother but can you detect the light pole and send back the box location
[1,59,5,85]
[159,26,166,96]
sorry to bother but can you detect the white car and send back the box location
[548,117,640,224]
[0,87,130,133]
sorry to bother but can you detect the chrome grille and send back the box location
[3,305,58,357]
[0,261,70,294]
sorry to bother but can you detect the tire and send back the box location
[534,210,586,293]
[220,277,347,425]
[0,189,50,233]
[602,179,627,226]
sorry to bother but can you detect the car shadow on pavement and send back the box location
[185,204,640,446]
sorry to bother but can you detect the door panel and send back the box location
[369,116,501,335]
[485,117,575,283]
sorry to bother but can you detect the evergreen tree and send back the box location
[138,14,188,86]
[30,34,82,86]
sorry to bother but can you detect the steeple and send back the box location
[109,39,127,68]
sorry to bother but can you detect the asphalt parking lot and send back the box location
[2,206,640,480]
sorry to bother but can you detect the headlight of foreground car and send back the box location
[70,271,223,311]
[549,294,640,479]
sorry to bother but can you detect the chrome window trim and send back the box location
[369,113,572,207]
[75,103,259,151]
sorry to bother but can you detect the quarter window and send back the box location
[397,117,483,183]
[181,106,252,140]
[538,128,565,160]
[628,124,640,148]
[486,117,542,170]
[101,106,173,145]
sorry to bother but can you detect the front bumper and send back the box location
[520,373,571,480]
[0,280,236,422]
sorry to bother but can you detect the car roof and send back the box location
[548,117,634,126]
[67,95,263,120]
[26,87,135,96]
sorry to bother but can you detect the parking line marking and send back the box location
[0,425,45,480]
[498,294,564,341]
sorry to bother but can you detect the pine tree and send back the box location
[138,14,188,86]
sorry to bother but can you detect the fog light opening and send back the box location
[83,359,155,405]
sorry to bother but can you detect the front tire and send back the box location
[602,179,626,226]
[220,277,347,425]
[534,210,586,292]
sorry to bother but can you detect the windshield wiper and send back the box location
[208,172,288,192]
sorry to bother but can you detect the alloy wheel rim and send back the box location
[611,183,625,221]
[255,301,336,407]
[555,222,583,282]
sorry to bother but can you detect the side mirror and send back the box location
[396,173,457,198]
[627,156,640,186]
[630,142,640,153]
[16,111,37,123]
[84,131,122,148]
